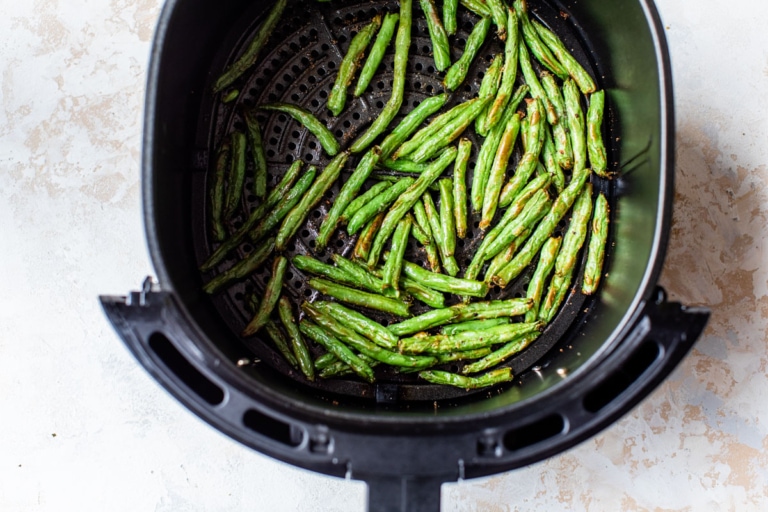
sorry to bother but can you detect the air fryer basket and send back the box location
[101,0,710,510]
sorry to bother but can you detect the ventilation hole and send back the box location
[308,141,317,149]
[503,414,565,451]
[291,93,300,102]
[301,229,310,237]
[583,340,661,413]
[343,120,351,128]
[422,45,429,53]
[352,112,361,120]
[304,288,313,297]
[306,153,314,161]
[288,142,296,150]
[375,100,384,109]
[312,210,322,219]
[328,61,336,69]
[311,98,319,107]
[267,149,276,158]
[148,332,224,406]
[242,409,304,447]
[284,154,293,163]
[269,137,278,145]
[319,90,328,98]
[415,62,423,71]
[317,68,326,77]
[292,130,301,138]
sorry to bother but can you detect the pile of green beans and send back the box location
[202,0,613,391]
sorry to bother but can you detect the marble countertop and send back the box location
[2,0,767,510]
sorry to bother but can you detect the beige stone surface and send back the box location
[2,0,767,510]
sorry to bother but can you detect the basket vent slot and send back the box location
[583,339,661,413]
[503,414,565,451]
[148,332,225,406]
[243,409,304,447]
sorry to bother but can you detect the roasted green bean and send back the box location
[328,15,381,116]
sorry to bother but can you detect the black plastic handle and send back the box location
[100,280,708,512]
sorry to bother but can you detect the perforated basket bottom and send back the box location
[192,0,613,402]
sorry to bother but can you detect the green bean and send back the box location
[355,12,400,97]
[260,103,340,156]
[444,17,492,91]
[518,41,557,125]
[242,110,268,201]
[485,0,508,41]
[367,147,458,268]
[263,320,299,368]
[423,190,460,276]
[419,0,451,71]
[332,254,389,295]
[438,179,457,255]
[532,18,596,94]
[461,331,539,374]
[393,98,475,160]
[383,216,412,291]
[540,72,573,170]
[317,147,381,250]
[587,90,609,177]
[483,225,532,281]
[328,15,381,116]
[443,0,458,35]
[350,0,411,153]
[419,368,514,389]
[203,238,275,295]
[210,140,230,242]
[498,98,546,208]
[303,303,436,368]
[524,236,562,322]
[402,259,488,297]
[313,352,338,371]
[213,0,287,93]
[408,96,490,163]
[242,255,288,336]
[493,166,590,287]
[201,160,303,272]
[388,298,532,336]
[354,211,385,261]
[486,8,519,130]
[582,192,609,295]
[480,111,522,229]
[453,138,471,239]
[276,151,349,250]
[319,356,380,379]
[347,177,415,235]
[441,317,509,335]
[475,54,504,136]
[309,278,411,317]
[436,348,492,363]
[539,183,593,322]
[412,200,442,272]
[379,94,448,159]
[224,130,247,219]
[460,0,492,18]
[465,173,551,280]
[299,319,376,383]
[368,265,446,308]
[471,104,509,213]
[400,321,543,353]
[482,188,551,261]
[278,296,314,381]
[222,89,239,103]
[342,181,392,221]
[378,158,428,173]
[292,254,363,290]
[563,79,587,173]
[514,0,568,79]
[313,301,398,350]
[542,125,566,193]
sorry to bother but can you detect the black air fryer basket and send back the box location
[101,0,710,509]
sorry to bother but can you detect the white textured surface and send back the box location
[2,0,767,510]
